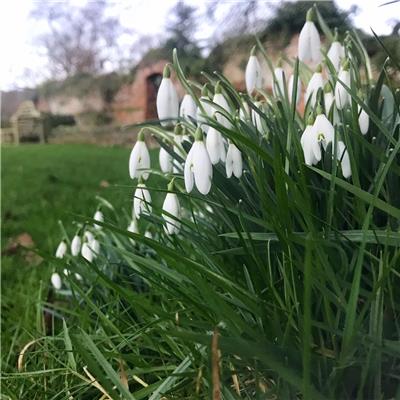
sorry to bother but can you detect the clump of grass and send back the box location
[3,8,400,400]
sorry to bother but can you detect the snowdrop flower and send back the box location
[159,146,173,173]
[305,64,324,107]
[327,29,344,71]
[300,115,321,166]
[93,210,104,230]
[81,242,93,262]
[336,141,352,178]
[212,82,232,129]
[245,46,263,95]
[298,7,321,64]
[226,141,243,178]
[272,61,285,97]
[144,230,153,239]
[129,130,151,180]
[206,126,226,165]
[162,180,181,235]
[180,93,197,122]
[90,238,100,255]
[288,74,302,105]
[184,128,213,195]
[314,106,335,149]
[335,59,351,110]
[55,241,67,259]
[133,180,152,219]
[156,64,179,127]
[71,234,81,256]
[324,83,334,114]
[358,106,369,135]
[63,268,70,276]
[51,272,62,290]
[84,231,94,243]
[251,101,264,132]
[197,84,213,132]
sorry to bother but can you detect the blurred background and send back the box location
[1,0,399,145]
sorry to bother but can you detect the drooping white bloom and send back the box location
[288,74,302,105]
[300,117,321,166]
[272,66,285,97]
[71,235,81,256]
[226,142,243,178]
[335,60,351,109]
[298,8,321,63]
[327,38,344,71]
[206,127,226,165]
[162,181,181,235]
[156,65,179,127]
[180,94,197,121]
[245,47,263,95]
[93,210,104,230]
[144,231,153,239]
[55,241,67,259]
[159,147,173,173]
[81,242,93,262]
[184,128,213,195]
[358,106,369,135]
[90,239,100,255]
[51,272,62,290]
[305,65,324,107]
[212,82,231,129]
[324,84,334,113]
[84,231,94,243]
[336,141,352,178]
[313,110,335,150]
[133,182,152,219]
[63,268,70,276]
[252,102,264,132]
[129,131,151,180]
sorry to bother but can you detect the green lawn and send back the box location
[1,144,157,369]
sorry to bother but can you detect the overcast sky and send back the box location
[0,0,399,91]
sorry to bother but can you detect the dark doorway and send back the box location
[145,73,162,120]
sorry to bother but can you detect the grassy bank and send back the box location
[1,144,154,369]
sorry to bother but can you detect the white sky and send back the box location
[0,0,398,91]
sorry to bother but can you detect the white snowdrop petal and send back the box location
[193,142,212,195]
[55,241,67,259]
[337,141,352,178]
[156,78,179,126]
[231,145,243,178]
[327,42,343,71]
[162,193,181,235]
[212,93,231,129]
[51,272,62,290]
[358,107,369,135]
[93,210,104,230]
[309,22,322,63]
[81,242,93,262]
[180,94,197,121]
[245,55,263,95]
[159,147,173,173]
[71,235,81,256]
[324,92,334,113]
[184,146,195,193]
[134,184,152,219]
[305,73,324,107]
[299,22,312,62]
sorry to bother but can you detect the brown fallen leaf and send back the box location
[3,232,35,255]
[99,180,110,188]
